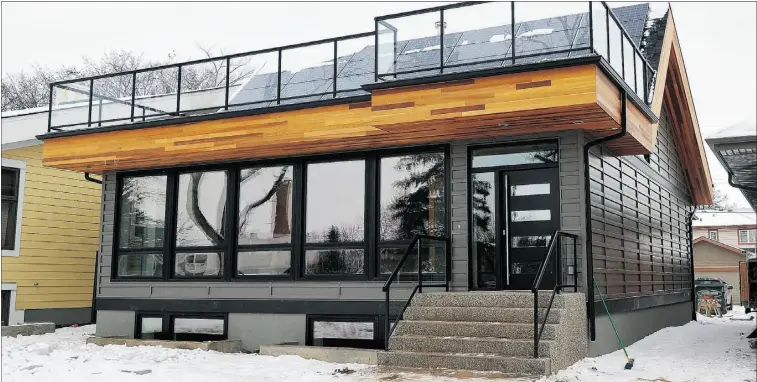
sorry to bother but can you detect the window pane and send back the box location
[379,246,446,276]
[117,253,163,277]
[238,166,293,245]
[174,252,223,277]
[237,250,291,276]
[510,183,550,196]
[176,171,227,247]
[306,160,365,243]
[511,210,551,222]
[380,152,446,241]
[472,172,496,289]
[1,168,17,197]
[172,317,225,341]
[1,201,17,250]
[140,317,165,340]
[311,319,376,349]
[119,176,166,249]
[472,143,558,168]
[305,249,364,275]
[512,235,551,248]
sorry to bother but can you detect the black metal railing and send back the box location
[531,230,578,358]
[375,1,654,102]
[47,31,375,132]
[382,234,451,350]
[46,2,657,134]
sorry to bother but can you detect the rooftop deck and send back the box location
[44,1,656,135]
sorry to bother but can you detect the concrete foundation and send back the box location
[260,344,379,364]
[86,337,242,353]
[95,310,135,338]
[1,323,55,337]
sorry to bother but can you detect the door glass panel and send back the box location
[510,183,550,196]
[472,143,557,168]
[511,261,542,274]
[472,172,496,289]
[511,210,551,222]
[512,235,551,248]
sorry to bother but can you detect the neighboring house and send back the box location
[693,210,757,257]
[706,122,757,214]
[692,237,745,304]
[1,107,102,326]
[35,2,713,374]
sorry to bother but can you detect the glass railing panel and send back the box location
[336,35,375,98]
[591,2,608,61]
[50,81,91,130]
[279,41,334,105]
[443,2,512,73]
[89,73,134,127]
[513,2,590,65]
[622,36,635,90]
[635,52,646,101]
[608,15,623,77]
[227,51,280,111]
[133,66,179,122]
[178,58,227,116]
[377,11,442,80]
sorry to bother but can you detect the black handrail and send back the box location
[531,230,578,358]
[382,234,450,350]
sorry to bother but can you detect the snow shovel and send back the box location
[593,278,635,370]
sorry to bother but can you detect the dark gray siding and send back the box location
[589,110,693,300]
[449,131,585,291]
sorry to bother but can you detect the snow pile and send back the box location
[541,307,757,382]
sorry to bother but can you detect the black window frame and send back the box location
[135,311,228,341]
[112,145,450,282]
[1,167,20,251]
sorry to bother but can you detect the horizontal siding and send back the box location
[2,144,100,311]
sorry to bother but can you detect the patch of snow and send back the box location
[404,48,421,54]
[460,40,469,46]
[518,28,554,38]
[421,45,440,52]
[489,34,512,43]
[693,209,757,227]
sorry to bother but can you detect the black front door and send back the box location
[1,290,10,326]
[500,168,560,290]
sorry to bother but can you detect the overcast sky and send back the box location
[2,1,755,207]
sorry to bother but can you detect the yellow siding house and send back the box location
[2,107,101,326]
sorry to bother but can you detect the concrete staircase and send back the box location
[377,291,587,377]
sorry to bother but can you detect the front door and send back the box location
[471,141,560,291]
[500,168,560,290]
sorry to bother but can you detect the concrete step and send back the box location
[394,320,557,340]
[404,306,562,324]
[389,335,551,357]
[377,350,551,375]
[413,291,567,309]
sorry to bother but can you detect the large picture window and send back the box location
[378,152,446,278]
[304,160,366,276]
[116,175,167,278]
[113,147,448,282]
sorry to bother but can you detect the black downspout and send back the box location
[687,208,696,321]
[583,90,628,341]
[84,173,103,184]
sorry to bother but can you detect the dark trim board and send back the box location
[594,291,692,315]
[96,298,408,316]
[24,307,93,326]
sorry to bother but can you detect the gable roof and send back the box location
[646,7,713,205]
[694,236,746,256]
[693,210,757,228]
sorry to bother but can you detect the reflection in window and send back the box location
[1,167,19,250]
[379,246,446,277]
[472,172,496,289]
[472,143,557,168]
[238,166,293,245]
[306,160,365,243]
[117,253,163,277]
[511,183,550,196]
[174,252,223,277]
[511,210,551,222]
[237,250,291,276]
[139,317,165,340]
[119,175,167,249]
[379,152,446,241]
[305,249,364,275]
[310,318,377,349]
[512,235,551,248]
[172,317,225,341]
[512,261,542,275]
[176,171,227,247]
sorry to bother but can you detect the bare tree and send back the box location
[711,186,737,212]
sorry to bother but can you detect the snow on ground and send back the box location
[2,308,755,382]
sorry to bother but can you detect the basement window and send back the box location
[135,313,227,342]
[307,316,381,349]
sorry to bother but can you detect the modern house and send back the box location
[1,107,102,326]
[35,2,712,375]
